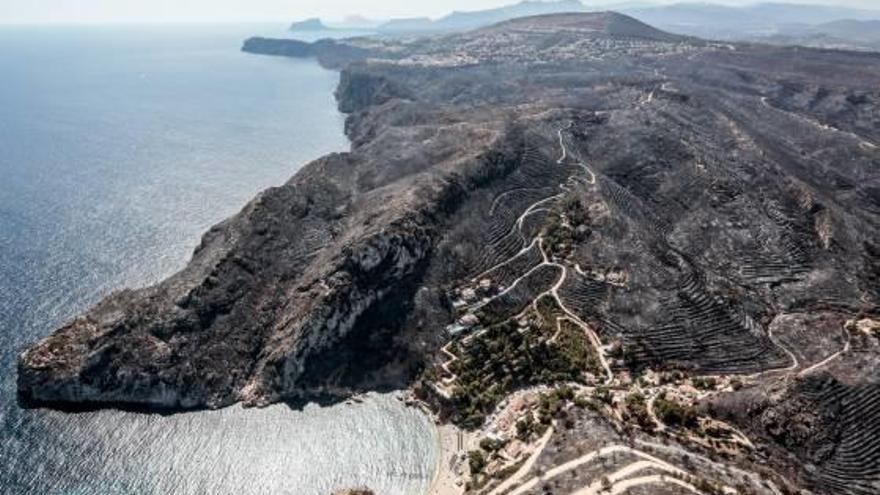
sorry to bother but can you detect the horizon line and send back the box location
[2,0,879,27]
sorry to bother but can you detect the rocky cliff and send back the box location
[18,96,514,408]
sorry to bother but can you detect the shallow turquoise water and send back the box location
[0,24,436,495]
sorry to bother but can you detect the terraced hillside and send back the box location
[20,11,880,495]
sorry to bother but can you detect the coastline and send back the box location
[402,390,467,495]
[427,422,468,495]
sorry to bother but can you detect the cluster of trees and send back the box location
[556,319,604,377]
[516,386,581,439]
[563,196,592,238]
[654,392,699,429]
[544,197,595,257]
[479,437,506,453]
[542,197,593,258]
[535,295,603,377]
[449,319,588,429]
[515,413,541,440]
[475,304,510,328]
[542,209,573,258]
[605,339,642,371]
[536,295,563,330]
[658,369,686,384]
[692,376,718,390]
[536,386,575,424]
[623,392,655,431]
[468,449,487,474]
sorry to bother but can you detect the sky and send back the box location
[1,0,878,24]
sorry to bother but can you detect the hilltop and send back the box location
[480,11,685,41]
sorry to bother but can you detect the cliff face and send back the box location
[18,98,511,408]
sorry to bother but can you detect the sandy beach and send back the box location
[427,423,469,495]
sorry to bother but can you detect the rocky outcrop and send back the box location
[289,18,328,32]
[242,38,375,69]
[335,70,415,114]
[242,37,315,58]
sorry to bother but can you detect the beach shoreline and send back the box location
[427,422,468,495]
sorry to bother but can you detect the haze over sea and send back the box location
[0,24,436,494]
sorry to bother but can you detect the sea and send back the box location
[0,24,437,495]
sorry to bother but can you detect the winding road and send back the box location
[749,319,853,382]
[457,123,786,495]
[501,443,705,495]
[760,96,877,151]
[455,123,613,385]
[797,325,852,377]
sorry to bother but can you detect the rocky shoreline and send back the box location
[18,29,514,410]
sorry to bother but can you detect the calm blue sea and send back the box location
[0,24,436,495]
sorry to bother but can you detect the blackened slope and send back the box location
[710,342,880,495]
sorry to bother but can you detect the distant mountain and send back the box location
[622,3,880,39]
[378,17,435,33]
[759,19,880,51]
[378,0,587,33]
[289,18,329,32]
[811,19,880,44]
[288,1,880,50]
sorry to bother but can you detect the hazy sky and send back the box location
[1,0,878,24]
